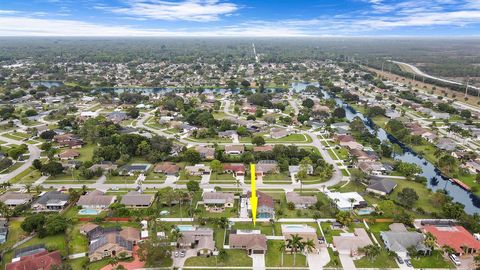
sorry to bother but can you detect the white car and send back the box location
[449,254,461,266]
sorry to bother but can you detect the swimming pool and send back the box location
[281,224,316,233]
[357,208,374,215]
[78,209,100,215]
[177,225,195,232]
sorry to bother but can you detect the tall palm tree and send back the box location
[442,245,455,255]
[279,242,287,266]
[423,232,436,256]
[286,234,304,266]
[25,183,32,193]
[348,198,356,212]
[302,239,316,266]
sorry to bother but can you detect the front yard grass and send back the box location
[184,249,252,267]
[265,240,307,267]
[265,133,312,143]
[262,173,290,182]
[353,249,397,268]
[231,222,276,236]
[410,250,454,268]
[210,173,236,181]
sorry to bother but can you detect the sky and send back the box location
[0,0,480,36]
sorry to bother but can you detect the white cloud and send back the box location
[106,0,239,22]
[0,10,17,14]
[0,16,305,36]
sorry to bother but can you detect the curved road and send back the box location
[0,133,41,184]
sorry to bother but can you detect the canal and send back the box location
[292,82,480,215]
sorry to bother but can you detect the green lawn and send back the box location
[67,223,89,253]
[178,170,202,181]
[262,173,290,181]
[184,250,252,267]
[105,174,137,184]
[1,162,24,173]
[265,240,307,267]
[320,222,343,243]
[76,144,95,162]
[196,203,239,218]
[390,179,439,214]
[210,173,236,181]
[231,222,276,236]
[265,133,312,143]
[410,250,454,268]
[8,167,42,184]
[353,249,397,268]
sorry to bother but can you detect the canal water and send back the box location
[292,82,480,215]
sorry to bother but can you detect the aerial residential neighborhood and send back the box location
[1,1,480,269]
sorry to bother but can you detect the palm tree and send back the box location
[286,234,304,266]
[360,244,381,261]
[0,202,13,221]
[170,228,183,243]
[348,198,356,212]
[423,232,436,256]
[108,257,119,268]
[442,245,455,255]
[25,183,32,193]
[474,255,480,266]
[302,239,316,266]
[279,242,287,266]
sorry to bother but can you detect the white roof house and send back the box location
[80,111,99,118]
[326,191,365,211]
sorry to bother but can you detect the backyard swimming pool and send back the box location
[281,224,316,233]
[78,209,100,215]
[177,225,195,231]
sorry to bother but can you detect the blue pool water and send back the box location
[177,225,195,231]
[78,209,100,215]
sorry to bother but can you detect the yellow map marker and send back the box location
[250,163,258,226]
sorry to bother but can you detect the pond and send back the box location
[292,82,480,215]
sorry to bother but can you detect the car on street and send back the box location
[174,251,179,258]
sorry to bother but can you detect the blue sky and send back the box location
[0,0,480,36]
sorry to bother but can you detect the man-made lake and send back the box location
[292,82,480,215]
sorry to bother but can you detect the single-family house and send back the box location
[120,191,155,208]
[88,227,140,261]
[270,128,290,139]
[195,146,216,160]
[288,165,314,176]
[253,145,274,153]
[119,164,150,176]
[57,149,80,160]
[229,232,267,255]
[436,138,457,152]
[185,164,211,176]
[381,223,430,258]
[0,192,34,208]
[326,191,366,211]
[282,224,320,253]
[333,228,373,255]
[285,192,317,209]
[223,163,246,176]
[202,192,235,212]
[177,227,215,256]
[422,225,480,255]
[32,191,70,212]
[366,179,397,196]
[77,190,116,210]
[357,161,386,175]
[6,250,62,270]
[153,162,180,175]
[247,191,274,219]
[225,145,245,155]
[256,160,279,176]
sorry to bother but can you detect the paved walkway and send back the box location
[307,249,330,270]
[250,254,265,270]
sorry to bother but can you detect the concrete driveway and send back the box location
[339,254,356,270]
[250,253,265,270]
[172,248,198,269]
[307,247,330,269]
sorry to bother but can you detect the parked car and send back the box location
[449,254,461,266]
[174,251,179,258]
[396,256,404,264]
[180,250,186,257]
[405,259,412,267]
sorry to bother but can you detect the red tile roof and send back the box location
[6,250,62,270]
[423,225,480,254]
[223,163,245,173]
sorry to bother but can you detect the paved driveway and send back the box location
[172,248,198,268]
[307,247,330,269]
[339,254,356,270]
[250,253,265,270]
